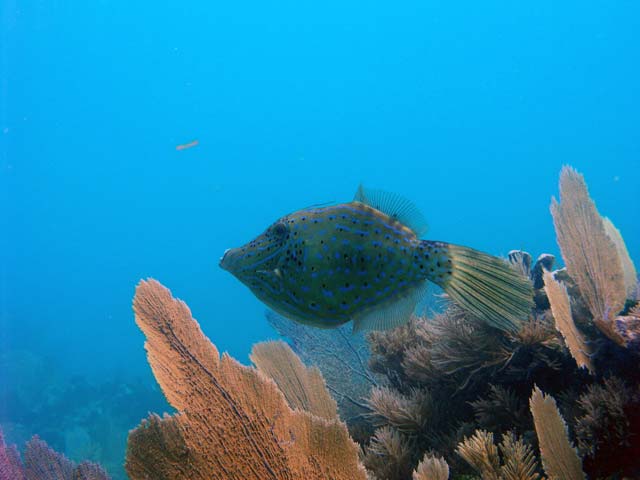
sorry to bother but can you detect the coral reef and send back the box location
[3,156,639,480]
[0,428,110,480]
[12,165,637,479]
[126,279,367,480]
[52,165,629,479]
[352,166,639,479]
[363,308,577,478]
[362,290,639,478]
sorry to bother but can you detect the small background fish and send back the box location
[176,139,199,151]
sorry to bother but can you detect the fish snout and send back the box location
[219,248,236,272]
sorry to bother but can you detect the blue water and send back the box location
[1,0,639,473]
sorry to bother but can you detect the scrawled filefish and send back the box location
[220,186,533,332]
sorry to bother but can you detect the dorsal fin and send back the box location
[354,185,428,236]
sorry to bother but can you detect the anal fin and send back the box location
[352,281,428,333]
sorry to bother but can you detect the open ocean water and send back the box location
[1,1,639,479]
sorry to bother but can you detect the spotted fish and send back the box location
[220,186,533,332]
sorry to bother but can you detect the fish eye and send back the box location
[272,222,287,236]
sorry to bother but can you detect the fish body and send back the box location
[220,187,533,332]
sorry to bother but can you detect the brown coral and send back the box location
[498,433,540,480]
[550,166,627,345]
[369,317,421,388]
[457,430,501,480]
[456,430,541,480]
[126,279,366,480]
[470,385,530,434]
[367,386,432,434]
[363,426,413,480]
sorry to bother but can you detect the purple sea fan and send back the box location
[23,436,75,480]
[0,429,26,480]
[0,428,110,480]
[615,305,640,350]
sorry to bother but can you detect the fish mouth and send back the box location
[219,248,235,271]
[219,240,286,276]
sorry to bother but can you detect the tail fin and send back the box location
[424,241,534,332]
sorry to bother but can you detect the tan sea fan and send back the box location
[363,426,413,480]
[602,217,637,300]
[529,386,585,480]
[125,279,366,480]
[367,386,431,434]
[412,452,449,480]
[550,166,627,345]
[542,270,593,373]
[456,430,542,480]
[499,432,541,480]
[250,340,338,421]
[456,430,501,480]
